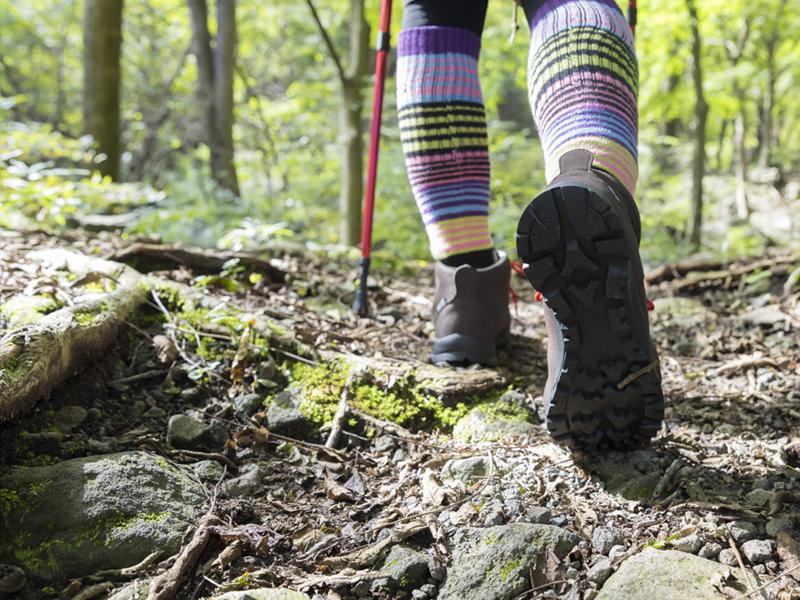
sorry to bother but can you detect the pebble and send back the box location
[192,460,224,483]
[608,545,627,561]
[141,406,166,418]
[671,533,703,554]
[411,591,427,600]
[374,436,397,453]
[745,489,774,507]
[741,539,774,564]
[525,507,552,524]
[592,526,625,555]
[222,464,266,497]
[718,549,739,567]
[232,393,263,417]
[751,477,771,490]
[392,449,410,464]
[419,584,437,597]
[53,405,88,432]
[728,520,758,543]
[587,558,613,585]
[698,542,723,559]
[566,567,580,579]
[753,564,767,574]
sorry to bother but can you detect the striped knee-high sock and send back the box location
[396,26,494,261]
[528,0,639,196]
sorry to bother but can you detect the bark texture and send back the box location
[82,0,124,180]
[685,0,708,250]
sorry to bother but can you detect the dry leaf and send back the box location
[421,469,446,507]
[325,471,358,502]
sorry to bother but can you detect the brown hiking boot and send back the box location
[431,251,511,366]
[516,149,664,449]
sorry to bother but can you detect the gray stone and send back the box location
[441,456,491,485]
[233,393,264,417]
[419,583,437,597]
[222,464,266,497]
[374,436,397,453]
[587,558,614,585]
[53,405,88,431]
[671,533,703,554]
[0,452,204,581]
[411,590,427,600]
[191,459,225,483]
[741,539,774,564]
[592,526,625,555]
[766,517,795,537]
[266,390,309,438]
[106,580,149,600]
[142,407,166,419]
[393,448,410,464]
[166,414,222,450]
[525,507,552,524]
[590,451,663,501]
[608,545,627,562]
[381,545,429,590]
[718,549,739,567]
[699,543,723,559]
[728,521,758,543]
[438,523,579,600]
[215,590,311,600]
[452,402,537,443]
[596,548,749,600]
[745,489,774,507]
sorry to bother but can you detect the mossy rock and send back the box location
[596,548,749,599]
[452,399,538,442]
[0,295,62,329]
[0,451,204,582]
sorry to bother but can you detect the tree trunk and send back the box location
[82,0,123,181]
[758,0,786,168]
[337,0,370,245]
[186,0,239,196]
[715,119,728,173]
[733,111,749,220]
[685,0,707,250]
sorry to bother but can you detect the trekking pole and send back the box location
[628,0,637,37]
[353,0,393,317]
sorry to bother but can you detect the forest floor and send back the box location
[1,226,800,600]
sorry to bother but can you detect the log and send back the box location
[112,242,285,283]
[0,250,150,422]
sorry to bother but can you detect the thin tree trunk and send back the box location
[212,0,239,195]
[186,0,239,196]
[733,111,749,220]
[758,0,786,168]
[339,0,370,245]
[715,118,728,173]
[685,0,707,250]
[82,0,123,181]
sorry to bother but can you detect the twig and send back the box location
[707,355,783,377]
[147,512,221,600]
[734,561,800,599]
[326,367,364,449]
[303,0,346,83]
[109,369,169,386]
[617,360,659,389]
[165,448,238,471]
[727,533,759,597]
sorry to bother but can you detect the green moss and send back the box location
[0,294,63,328]
[497,557,522,582]
[0,489,21,525]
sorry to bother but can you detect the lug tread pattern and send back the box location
[516,185,665,450]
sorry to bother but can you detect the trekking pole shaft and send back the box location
[354,0,392,316]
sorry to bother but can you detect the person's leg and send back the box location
[521,0,638,194]
[397,0,494,268]
[515,0,663,448]
[398,0,510,366]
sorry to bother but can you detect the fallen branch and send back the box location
[707,355,784,378]
[326,367,366,449]
[112,242,285,283]
[147,512,221,600]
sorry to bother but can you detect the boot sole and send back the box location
[516,185,664,449]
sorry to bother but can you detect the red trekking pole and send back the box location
[353,0,393,317]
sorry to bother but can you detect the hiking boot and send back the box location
[516,149,664,449]
[431,251,511,367]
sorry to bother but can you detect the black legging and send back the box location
[401,0,548,36]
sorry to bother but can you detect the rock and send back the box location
[741,539,774,564]
[215,589,311,600]
[233,393,264,417]
[374,435,397,453]
[587,557,613,585]
[142,406,166,419]
[745,489,774,507]
[380,545,430,590]
[728,521,758,543]
[419,583,438,598]
[438,523,579,600]
[525,507,552,524]
[222,464,266,497]
[699,543,723,560]
[192,459,225,483]
[592,526,625,555]
[266,389,309,438]
[166,414,225,450]
[596,548,749,600]
[452,400,537,443]
[671,533,703,554]
[0,452,203,581]
[53,405,88,432]
[654,297,713,322]
[766,517,795,537]
[392,448,410,464]
[106,580,149,600]
[608,545,627,561]
[718,549,739,567]
[441,456,491,485]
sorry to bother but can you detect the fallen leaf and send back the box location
[325,471,358,502]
